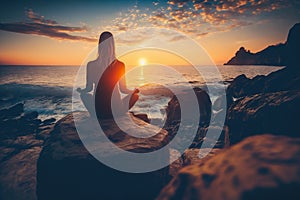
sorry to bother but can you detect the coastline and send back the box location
[1,64,300,199]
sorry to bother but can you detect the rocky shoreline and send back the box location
[0,103,55,200]
[1,23,300,200]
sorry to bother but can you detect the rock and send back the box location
[0,106,41,138]
[40,118,56,126]
[36,125,54,140]
[0,146,42,200]
[131,112,151,123]
[227,67,300,102]
[157,134,300,200]
[227,74,254,99]
[285,23,300,68]
[169,149,183,177]
[165,87,211,128]
[24,111,39,121]
[224,44,285,66]
[182,148,221,166]
[0,147,16,163]
[227,91,300,145]
[37,111,170,200]
[169,148,221,177]
[224,23,300,66]
[0,103,24,120]
[11,135,43,148]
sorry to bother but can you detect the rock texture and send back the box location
[157,134,300,200]
[0,147,42,200]
[227,68,300,101]
[37,111,170,200]
[225,23,300,66]
[227,91,300,144]
[0,103,54,200]
[166,88,211,128]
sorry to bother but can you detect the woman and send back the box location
[77,31,139,119]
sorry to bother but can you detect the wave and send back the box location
[0,83,74,120]
[0,83,72,101]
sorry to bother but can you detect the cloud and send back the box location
[105,0,297,43]
[0,9,97,42]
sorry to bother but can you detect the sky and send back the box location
[0,0,299,66]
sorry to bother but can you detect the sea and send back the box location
[0,65,283,121]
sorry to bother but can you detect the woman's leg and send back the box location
[80,92,94,115]
[122,93,139,110]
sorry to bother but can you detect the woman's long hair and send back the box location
[98,31,116,68]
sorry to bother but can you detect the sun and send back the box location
[139,58,147,66]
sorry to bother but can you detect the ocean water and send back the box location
[0,65,283,121]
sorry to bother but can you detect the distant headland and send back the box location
[224,23,300,66]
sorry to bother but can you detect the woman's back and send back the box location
[95,59,125,119]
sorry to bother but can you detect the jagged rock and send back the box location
[0,103,24,120]
[37,111,170,200]
[285,23,300,68]
[227,68,300,100]
[0,104,41,138]
[166,87,211,128]
[40,118,56,126]
[227,91,300,144]
[24,111,39,121]
[225,45,285,66]
[157,134,300,200]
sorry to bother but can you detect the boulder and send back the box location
[165,87,211,128]
[40,118,56,126]
[227,91,300,144]
[0,103,41,138]
[0,103,24,120]
[169,148,221,177]
[37,111,170,200]
[157,134,300,200]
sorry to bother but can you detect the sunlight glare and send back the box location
[139,58,147,66]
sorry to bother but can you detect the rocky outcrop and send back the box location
[37,111,170,200]
[225,23,300,66]
[157,134,300,200]
[227,68,300,101]
[166,88,211,128]
[227,91,300,145]
[0,103,56,139]
[165,87,211,139]
[225,45,285,66]
[285,23,300,68]
[0,103,55,200]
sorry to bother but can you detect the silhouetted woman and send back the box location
[77,31,139,119]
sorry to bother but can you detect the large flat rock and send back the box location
[37,112,170,200]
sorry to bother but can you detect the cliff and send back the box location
[224,23,300,66]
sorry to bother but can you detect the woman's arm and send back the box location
[77,62,93,93]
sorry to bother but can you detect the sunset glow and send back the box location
[0,1,299,65]
[139,58,147,66]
